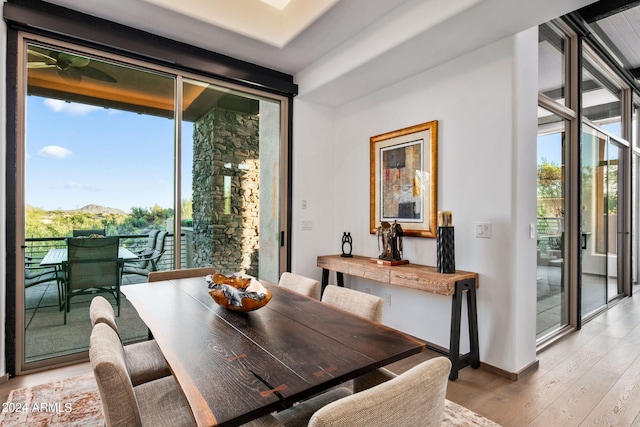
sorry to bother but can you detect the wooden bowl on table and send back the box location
[206,273,272,312]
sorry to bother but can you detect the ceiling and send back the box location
[577,1,640,87]
[35,0,629,107]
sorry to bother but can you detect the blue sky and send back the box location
[26,96,194,213]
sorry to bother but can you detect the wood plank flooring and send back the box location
[3,293,640,426]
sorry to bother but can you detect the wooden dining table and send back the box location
[39,247,139,266]
[122,276,426,427]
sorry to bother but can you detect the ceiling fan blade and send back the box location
[27,62,57,69]
[27,49,57,64]
[79,65,118,83]
[56,67,82,83]
[58,52,91,68]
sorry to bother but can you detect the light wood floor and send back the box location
[3,293,640,426]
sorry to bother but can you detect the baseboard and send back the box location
[479,359,539,381]
[0,373,10,384]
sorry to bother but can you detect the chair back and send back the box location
[154,231,168,253]
[321,285,384,322]
[140,230,160,257]
[90,323,142,427]
[66,236,121,291]
[308,357,451,427]
[148,267,217,282]
[279,272,320,299]
[72,228,106,237]
[90,296,118,333]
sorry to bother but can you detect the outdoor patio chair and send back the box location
[123,231,167,278]
[25,256,64,310]
[134,229,160,259]
[278,272,320,299]
[63,236,122,324]
[72,228,106,237]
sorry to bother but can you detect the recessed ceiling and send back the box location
[141,0,339,48]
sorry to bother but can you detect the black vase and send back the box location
[437,226,455,274]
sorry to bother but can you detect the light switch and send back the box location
[476,223,492,238]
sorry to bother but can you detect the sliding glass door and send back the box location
[17,34,288,372]
[581,125,626,317]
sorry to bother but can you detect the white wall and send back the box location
[0,0,8,378]
[292,29,539,374]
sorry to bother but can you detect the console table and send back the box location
[317,254,480,380]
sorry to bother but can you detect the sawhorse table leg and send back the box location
[321,268,344,296]
[448,278,480,380]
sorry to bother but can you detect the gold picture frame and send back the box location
[370,121,438,238]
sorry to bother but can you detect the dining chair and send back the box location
[321,285,384,322]
[90,296,171,386]
[278,272,320,299]
[89,323,196,427]
[307,357,451,427]
[63,236,122,324]
[148,266,217,282]
[135,229,160,258]
[72,228,106,237]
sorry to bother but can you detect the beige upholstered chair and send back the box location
[308,357,451,427]
[321,285,384,323]
[148,266,217,282]
[90,296,171,386]
[278,272,320,299]
[90,323,196,427]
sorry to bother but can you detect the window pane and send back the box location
[181,79,281,281]
[582,50,622,137]
[539,23,568,107]
[537,107,568,340]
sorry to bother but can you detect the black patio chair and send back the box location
[62,236,123,324]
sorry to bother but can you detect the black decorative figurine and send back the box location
[341,232,353,257]
[437,211,455,274]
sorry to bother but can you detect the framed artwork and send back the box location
[370,121,438,238]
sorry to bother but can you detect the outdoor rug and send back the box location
[0,373,501,426]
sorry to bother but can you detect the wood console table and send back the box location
[317,254,480,380]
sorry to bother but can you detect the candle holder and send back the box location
[341,232,353,257]
[437,226,455,274]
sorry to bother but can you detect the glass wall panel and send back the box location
[581,125,624,316]
[582,50,622,137]
[23,42,175,364]
[537,107,568,340]
[539,23,568,106]
[181,79,281,281]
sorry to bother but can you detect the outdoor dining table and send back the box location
[39,247,139,266]
[122,276,426,427]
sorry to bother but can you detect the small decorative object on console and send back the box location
[206,273,272,312]
[341,232,353,258]
[437,211,455,274]
[373,220,409,266]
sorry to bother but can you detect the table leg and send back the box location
[337,272,344,287]
[321,269,329,295]
[448,278,479,380]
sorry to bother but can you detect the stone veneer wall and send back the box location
[192,108,260,276]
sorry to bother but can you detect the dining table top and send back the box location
[122,276,426,427]
[39,247,138,266]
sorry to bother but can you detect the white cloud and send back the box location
[38,145,72,158]
[65,182,99,192]
[43,99,101,116]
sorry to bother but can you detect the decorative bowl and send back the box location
[205,273,272,312]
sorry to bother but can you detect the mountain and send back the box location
[72,204,128,215]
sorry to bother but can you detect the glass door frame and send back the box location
[13,32,291,374]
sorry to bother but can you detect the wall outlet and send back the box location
[301,220,312,231]
[384,293,391,306]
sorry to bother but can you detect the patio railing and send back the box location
[25,230,191,272]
